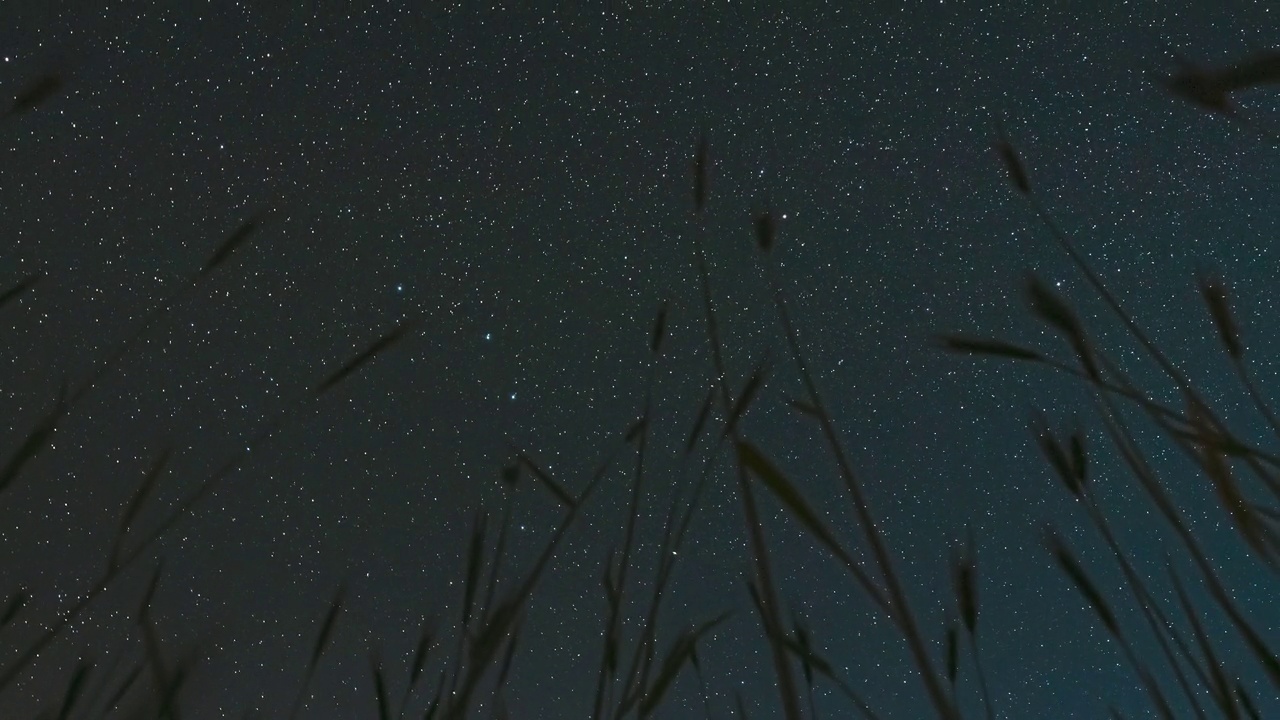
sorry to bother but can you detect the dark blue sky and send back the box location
[1,3,1279,718]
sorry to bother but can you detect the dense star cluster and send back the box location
[2,3,1279,718]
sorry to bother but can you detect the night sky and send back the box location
[3,2,1280,718]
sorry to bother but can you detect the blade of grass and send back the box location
[0,380,67,496]
[287,582,347,720]
[7,72,64,116]
[371,651,391,720]
[765,280,961,720]
[638,611,731,718]
[54,658,91,720]
[734,458,805,720]
[1045,528,1177,719]
[938,334,1044,363]
[0,272,39,311]
[1167,558,1240,719]
[685,386,716,456]
[1094,391,1280,688]
[736,440,888,613]
[313,318,417,397]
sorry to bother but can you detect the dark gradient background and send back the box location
[2,2,1279,718]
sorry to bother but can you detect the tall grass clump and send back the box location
[2,45,1280,719]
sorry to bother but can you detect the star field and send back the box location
[2,3,1280,719]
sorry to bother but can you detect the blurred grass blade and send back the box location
[1197,272,1242,358]
[370,652,390,720]
[137,561,164,621]
[1045,528,1118,636]
[945,625,958,685]
[118,446,172,537]
[313,319,416,397]
[1188,398,1279,567]
[461,510,487,629]
[0,589,26,627]
[788,397,821,419]
[755,205,777,253]
[993,122,1031,194]
[310,583,345,667]
[1168,557,1238,718]
[0,381,67,495]
[1032,413,1084,497]
[939,334,1043,362]
[639,611,730,717]
[423,671,445,720]
[1164,51,1280,115]
[103,663,143,716]
[777,613,883,720]
[951,527,979,636]
[8,72,64,116]
[694,133,710,213]
[791,613,816,686]
[409,624,434,688]
[0,273,39,311]
[201,211,267,276]
[723,355,771,437]
[1026,274,1079,335]
[625,415,648,445]
[651,299,669,355]
[112,446,174,568]
[514,451,576,509]
[685,387,716,455]
[1235,679,1262,720]
[288,582,346,720]
[55,659,92,720]
[494,618,523,690]
[1026,275,1099,380]
[737,440,853,567]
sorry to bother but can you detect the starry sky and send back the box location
[3,2,1280,718]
